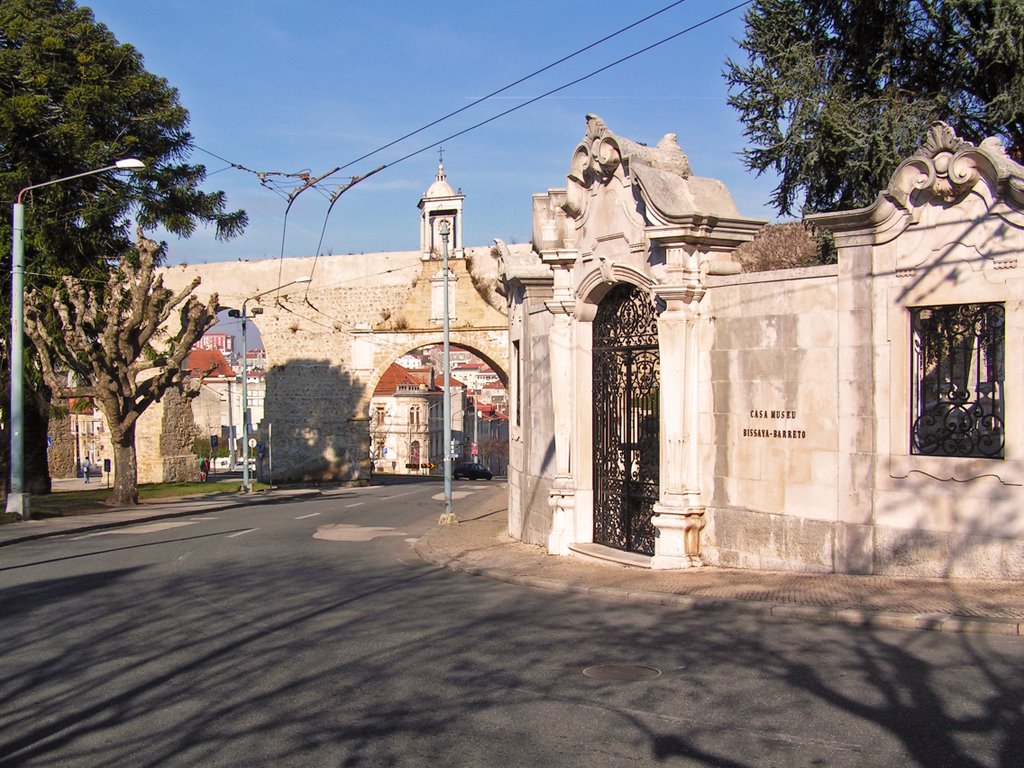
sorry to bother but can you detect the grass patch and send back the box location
[13,479,269,521]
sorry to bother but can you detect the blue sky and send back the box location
[82,0,780,265]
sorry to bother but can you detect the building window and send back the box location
[911,302,1004,458]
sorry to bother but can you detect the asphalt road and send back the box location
[1,479,1022,767]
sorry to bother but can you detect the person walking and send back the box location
[82,457,91,484]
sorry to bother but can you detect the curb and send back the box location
[414,526,1024,638]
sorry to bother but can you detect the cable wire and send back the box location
[334,0,694,173]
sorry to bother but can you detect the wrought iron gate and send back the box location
[592,283,660,555]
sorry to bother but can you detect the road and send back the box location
[1,478,1022,767]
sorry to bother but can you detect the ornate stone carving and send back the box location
[894,122,1024,207]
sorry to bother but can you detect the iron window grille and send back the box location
[910,302,1004,458]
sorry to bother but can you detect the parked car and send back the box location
[453,462,493,480]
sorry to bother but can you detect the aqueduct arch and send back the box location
[146,240,528,484]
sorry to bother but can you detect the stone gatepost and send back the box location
[544,267,578,555]
[649,225,759,568]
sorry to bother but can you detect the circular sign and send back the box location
[248,437,257,448]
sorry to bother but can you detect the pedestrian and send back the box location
[200,458,209,482]
[82,457,91,483]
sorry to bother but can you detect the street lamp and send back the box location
[228,277,311,493]
[7,158,145,519]
[438,219,456,525]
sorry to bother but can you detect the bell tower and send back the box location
[418,150,465,261]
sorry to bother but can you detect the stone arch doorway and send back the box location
[591,282,660,555]
[366,341,510,476]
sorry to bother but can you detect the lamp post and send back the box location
[438,220,456,525]
[229,277,310,493]
[7,159,145,520]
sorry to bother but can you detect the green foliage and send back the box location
[193,436,228,459]
[0,1,247,491]
[726,0,1024,216]
[0,0,247,284]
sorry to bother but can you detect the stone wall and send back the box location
[46,412,75,478]
[701,266,840,570]
[150,246,514,485]
[507,118,1024,579]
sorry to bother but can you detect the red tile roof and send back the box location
[185,348,235,379]
[374,363,424,396]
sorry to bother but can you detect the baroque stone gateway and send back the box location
[502,116,1024,580]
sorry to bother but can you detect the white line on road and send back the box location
[294,512,321,519]
[344,502,364,508]
[72,521,197,538]
[381,490,419,500]
[226,528,258,538]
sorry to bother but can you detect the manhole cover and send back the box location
[582,664,662,681]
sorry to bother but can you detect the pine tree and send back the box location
[726,0,1024,216]
[0,0,247,495]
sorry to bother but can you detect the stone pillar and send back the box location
[536,254,577,554]
[545,303,576,554]
[651,269,706,568]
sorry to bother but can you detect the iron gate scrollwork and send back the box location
[592,283,660,556]
[911,302,1005,458]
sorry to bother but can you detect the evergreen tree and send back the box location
[726,0,1024,216]
[0,0,246,494]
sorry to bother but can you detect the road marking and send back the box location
[314,524,408,542]
[432,491,476,501]
[226,528,258,538]
[294,512,321,519]
[344,502,364,508]
[381,490,418,500]
[73,521,197,538]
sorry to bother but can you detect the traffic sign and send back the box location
[247,437,257,448]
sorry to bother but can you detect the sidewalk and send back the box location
[3,485,1023,637]
[415,494,1024,638]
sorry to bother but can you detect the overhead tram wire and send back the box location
[193,0,750,198]
[377,1,752,172]
[333,0,695,174]
[300,0,698,295]
[190,0,695,186]
[302,0,753,285]
[272,166,341,297]
[303,165,386,301]
[191,1,752,308]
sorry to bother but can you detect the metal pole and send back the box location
[438,220,456,524]
[7,159,144,519]
[7,202,26,519]
[232,276,310,493]
[240,303,250,493]
[226,378,236,468]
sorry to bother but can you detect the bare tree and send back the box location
[734,222,834,273]
[24,232,217,505]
